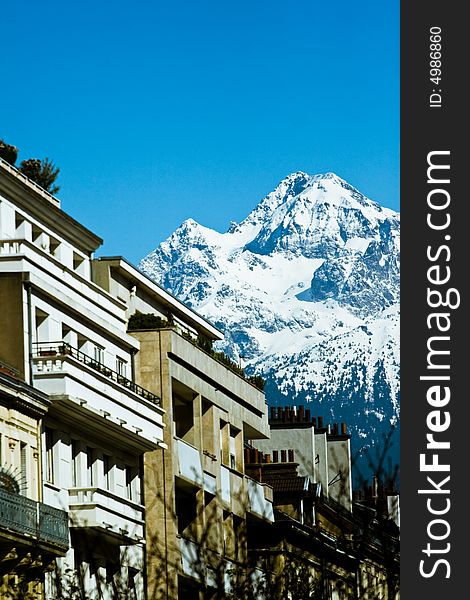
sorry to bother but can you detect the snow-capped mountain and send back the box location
[139,172,400,478]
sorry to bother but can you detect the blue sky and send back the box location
[3,0,399,264]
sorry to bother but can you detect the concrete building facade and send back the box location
[93,257,274,599]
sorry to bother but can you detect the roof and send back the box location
[266,475,310,494]
[0,158,103,254]
[96,256,223,341]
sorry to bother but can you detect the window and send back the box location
[45,428,54,484]
[173,395,194,442]
[116,357,127,377]
[93,345,104,365]
[175,485,198,536]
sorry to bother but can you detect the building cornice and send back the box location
[95,256,223,340]
[0,158,102,254]
[0,370,51,416]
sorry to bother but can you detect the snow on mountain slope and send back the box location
[139,171,400,477]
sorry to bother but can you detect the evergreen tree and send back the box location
[19,157,60,195]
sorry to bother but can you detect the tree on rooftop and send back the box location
[0,139,19,165]
[19,157,60,195]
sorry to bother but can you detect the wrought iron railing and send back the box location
[0,487,69,549]
[32,341,160,405]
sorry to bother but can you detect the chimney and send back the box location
[298,405,305,422]
[305,409,311,422]
[272,450,279,463]
[281,449,287,463]
[312,416,316,427]
[265,453,271,464]
[332,423,338,435]
[288,449,295,462]
[341,422,347,435]
[318,416,324,428]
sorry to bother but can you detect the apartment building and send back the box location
[254,406,353,512]
[0,362,69,596]
[246,408,400,600]
[0,158,165,597]
[92,257,274,600]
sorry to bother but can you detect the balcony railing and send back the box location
[32,342,160,405]
[0,487,69,549]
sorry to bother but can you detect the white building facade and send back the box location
[0,157,165,598]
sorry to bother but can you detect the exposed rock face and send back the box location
[140,172,400,477]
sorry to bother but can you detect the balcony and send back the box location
[174,441,273,522]
[32,342,164,451]
[133,329,269,440]
[174,438,217,495]
[34,342,159,404]
[0,487,69,551]
[68,487,144,543]
[0,239,128,332]
[220,466,274,522]
[246,477,274,521]
[175,438,203,485]
[179,536,200,578]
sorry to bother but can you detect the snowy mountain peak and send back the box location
[138,172,400,470]
[181,217,200,229]
[231,172,399,265]
[236,171,396,233]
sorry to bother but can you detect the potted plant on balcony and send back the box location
[39,347,57,357]
[117,374,127,386]
[127,312,172,331]
[0,139,18,165]
[58,343,71,356]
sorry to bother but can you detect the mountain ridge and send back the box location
[139,171,400,477]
